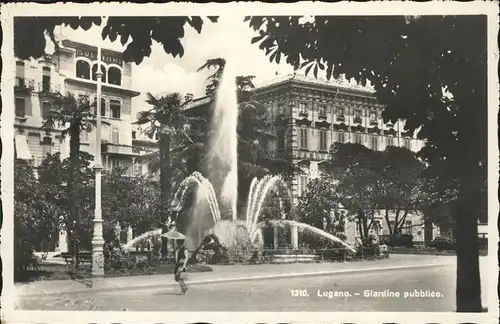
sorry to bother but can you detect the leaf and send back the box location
[251,34,266,44]
[313,64,319,78]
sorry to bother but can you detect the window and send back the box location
[108,66,122,86]
[276,128,285,150]
[42,67,51,92]
[298,102,307,115]
[110,99,121,119]
[42,102,51,120]
[403,138,411,149]
[386,136,394,147]
[132,130,137,140]
[389,220,395,229]
[319,129,328,151]
[298,175,309,197]
[353,133,363,145]
[403,220,412,234]
[353,109,362,123]
[16,61,26,86]
[337,107,345,120]
[111,128,119,144]
[299,127,308,150]
[76,60,91,79]
[155,132,160,141]
[318,104,327,117]
[92,64,107,83]
[337,132,346,143]
[369,111,377,124]
[15,98,26,118]
[277,103,284,115]
[370,136,378,150]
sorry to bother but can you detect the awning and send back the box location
[14,134,32,160]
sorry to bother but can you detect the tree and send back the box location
[377,146,427,235]
[324,143,383,241]
[42,92,103,271]
[245,15,487,311]
[14,16,218,64]
[134,93,196,226]
[101,166,162,237]
[296,177,346,241]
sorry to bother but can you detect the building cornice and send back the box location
[65,77,141,98]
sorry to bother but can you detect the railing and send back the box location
[38,81,61,94]
[15,77,35,91]
[353,117,362,124]
[193,247,384,265]
[336,116,345,122]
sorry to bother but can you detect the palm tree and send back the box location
[134,93,203,225]
[42,91,107,273]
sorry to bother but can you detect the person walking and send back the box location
[174,239,189,294]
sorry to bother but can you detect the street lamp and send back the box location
[91,24,105,278]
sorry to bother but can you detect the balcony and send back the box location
[14,77,35,93]
[298,110,308,117]
[101,142,135,156]
[369,120,378,126]
[38,81,61,95]
[318,113,328,120]
[336,115,345,122]
[353,117,362,124]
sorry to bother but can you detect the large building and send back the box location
[14,38,143,175]
[253,73,431,244]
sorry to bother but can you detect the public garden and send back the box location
[11,14,491,313]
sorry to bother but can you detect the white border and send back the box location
[1,2,499,324]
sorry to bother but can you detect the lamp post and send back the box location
[91,31,105,278]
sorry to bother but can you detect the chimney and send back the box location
[42,135,52,157]
[184,93,194,102]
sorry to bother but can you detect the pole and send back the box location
[92,24,105,278]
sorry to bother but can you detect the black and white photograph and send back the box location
[1,2,498,323]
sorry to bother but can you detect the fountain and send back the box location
[122,228,162,251]
[169,58,356,255]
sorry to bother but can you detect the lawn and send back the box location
[15,262,213,283]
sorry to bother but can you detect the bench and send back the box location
[61,251,92,268]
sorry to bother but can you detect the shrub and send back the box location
[428,236,456,251]
[380,234,414,248]
[14,202,40,275]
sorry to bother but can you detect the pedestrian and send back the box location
[174,239,189,295]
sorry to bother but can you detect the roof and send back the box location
[255,73,376,94]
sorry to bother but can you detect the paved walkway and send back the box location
[16,255,455,297]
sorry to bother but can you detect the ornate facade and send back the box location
[14,38,144,175]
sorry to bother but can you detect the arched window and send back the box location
[110,99,121,119]
[108,66,122,86]
[111,128,119,144]
[76,60,91,79]
[92,64,107,83]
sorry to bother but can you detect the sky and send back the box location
[54,16,297,120]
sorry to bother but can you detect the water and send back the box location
[172,172,221,224]
[266,220,356,252]
[122,228,162,251]
[170,58,353,252]
[207,59,239,221]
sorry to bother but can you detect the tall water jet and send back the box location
[207,60,239,221]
